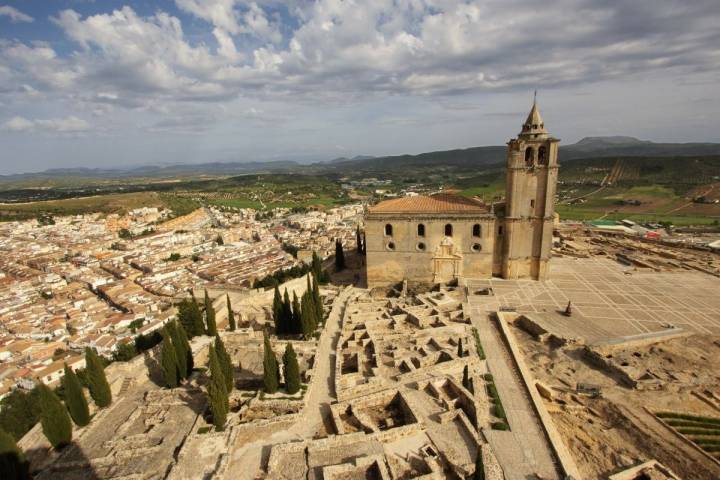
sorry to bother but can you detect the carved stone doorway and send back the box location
[432,237,462,284]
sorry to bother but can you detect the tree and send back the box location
[204,290,218,336]
[178,296,205,338]
[457,338,464,358]
[166,321,188,380]
[281,289,292,335]
[113,342,137,362]
[0,389,41,441]
[0,428,30,480]
[300,294,313,339]
[291,292,302,334]
[262,333,279,394]
[160,328,180,388]
[227,295,236,331]
[335,239,346,271]
[311,251,326,283]
[215,336,233,392]
[312,275,324,323]
[272,286,283,334]
[62,364,89,427]
[356,226,363,254]
[85,348,112,408]
[283,343,301,394]
[206,346,228,430]
[37,383,72,450]
[474,447,485,480]
[462,365,473,393]
[176,321,194,375]
[190,294,205,336]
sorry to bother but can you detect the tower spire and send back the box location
[521,92,546,136]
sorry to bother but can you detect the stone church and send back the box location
[365,100,559,287]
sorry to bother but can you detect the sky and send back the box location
[0,0,719,175]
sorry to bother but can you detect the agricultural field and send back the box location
[655,412,720,460]
[0,191,168,222]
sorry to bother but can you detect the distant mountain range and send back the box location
[2,136,719,183]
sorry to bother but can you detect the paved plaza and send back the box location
[467,257,720,339]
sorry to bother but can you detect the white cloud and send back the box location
[0,5,33,23]
[176,0,241,34]
[1,115,91,133]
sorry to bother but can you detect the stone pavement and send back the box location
[469,301,562,480]
[467,256,720,337]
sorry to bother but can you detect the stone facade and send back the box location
[366,100,559,287]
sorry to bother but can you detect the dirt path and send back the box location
[665,184,716,214]
[469,305,563,479]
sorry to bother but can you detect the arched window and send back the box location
[525,147,534,166]
[384,224,393,236]
[417,224,425,237]
[444,224,453,237]
[538,146,547,165]
[472,224,481,237]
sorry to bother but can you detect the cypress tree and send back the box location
[272,286,283,334]
[166,321,187,380]
[84,348,112,408]
[281,290,292,335]
[457,338,464,358]
[227,294,236,331]
[190,294,205,336]
[207,346,228,430]
[311,251,323,283]
[356,226,363,254]
[0,427,30,480]
[62,364,89,427]
[177,321,194,375]
[262,333,279,394]
[161,328,179,388]
[292,292,302,334]
[462,365,471,392]
[312,276,323,324]
[37,383,72,450]
[177,298,195,339]
[283,343,300,395]
[215,336,233,392]
[474,447,485,480]
[204,290,218,336]
[335,239,346,271]
[300,294,312,339]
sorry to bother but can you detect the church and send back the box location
[365,100,559,287]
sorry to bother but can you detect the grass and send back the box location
[459,183,505,200]
[655,411,720,456]
[556,204,718,226]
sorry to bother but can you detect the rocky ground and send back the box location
[512,325,720,479]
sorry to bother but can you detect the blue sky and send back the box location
[0,0,719,175]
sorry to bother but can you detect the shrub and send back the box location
[491,422,509,431]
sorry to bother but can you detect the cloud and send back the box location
[0,0,718,137]
[0,5,33,23]
[1,115,91,133]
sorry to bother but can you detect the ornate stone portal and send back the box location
[432,236,462,283]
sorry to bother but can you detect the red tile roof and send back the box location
[368,194,489,214]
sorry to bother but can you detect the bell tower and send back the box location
[501,95,560,280]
